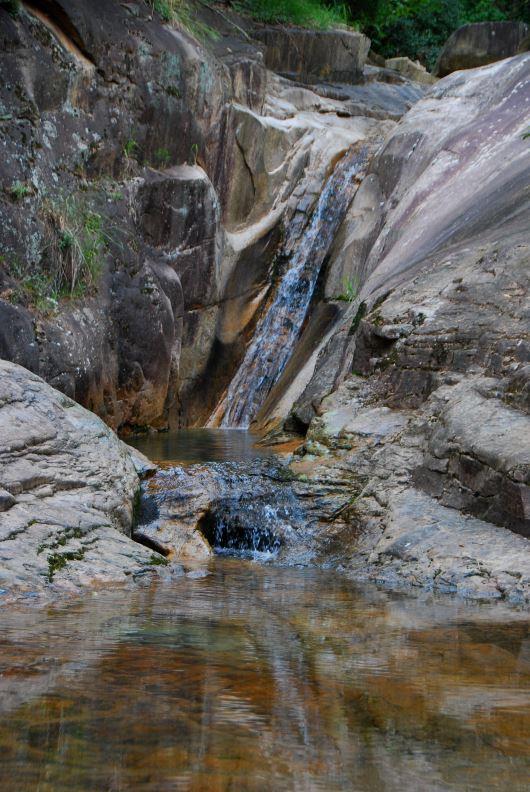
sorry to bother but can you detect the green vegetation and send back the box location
[47,549,86,582]
[337,273,359,301]
[349,300,366,335]
[106,189,124,201]
[0,0,20,16]
[43,198,107,299]
[123,137,139,160]
[8,180,32,201]
[147,0,220,39]
[234,0,351,28]
[149,553,170,566]
[3,196,109,314]
[154,147,172,167]
[360,0,530,69]
[189,142,199,165]
[226,1,530,68]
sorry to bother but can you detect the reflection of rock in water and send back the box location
[221,144,370,428]
[0,563,529,791]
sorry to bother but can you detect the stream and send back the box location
[1,431,528,790]
[0,561,529,790]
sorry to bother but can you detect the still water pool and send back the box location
[0,559,528,791]
[126,428,272,465]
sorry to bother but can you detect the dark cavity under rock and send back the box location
[136,458,352,564]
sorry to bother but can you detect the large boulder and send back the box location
[385,56,437,85]
[435,20,529,77]
[0,360,155,596]
[255,27,370,84]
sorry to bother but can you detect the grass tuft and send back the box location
[2,196,110,314]
[42,198,108,300]
[337,274,359,302]
[234,0,352,29]
[147,0,220,39]
[8,180,32,201]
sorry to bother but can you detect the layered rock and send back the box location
[0,360,157,596]
[0,0,426,432]
[435,20,529,77]
[266,54,530,600]
[255,27,370,84]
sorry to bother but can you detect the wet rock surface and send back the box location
[137,452,364,568]
[268,54,530,602]
[0,4,528,604]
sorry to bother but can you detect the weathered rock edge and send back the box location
[0,360,158,598]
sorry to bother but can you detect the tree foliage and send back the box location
[339,0,530,68]
[235,1,529,68]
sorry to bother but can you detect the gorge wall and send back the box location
[0,0,422,431]
[0,0,529,599]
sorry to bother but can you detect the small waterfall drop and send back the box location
[221,144,369,428]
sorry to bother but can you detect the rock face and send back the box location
[1,2,528,604]
[265,53,530,600]
[0,1,424,432]
[255,27,370,84]
[0,360,155,595]
[384,56,437,85]
[435,21,529,77]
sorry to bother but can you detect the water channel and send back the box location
[1,431,528,790]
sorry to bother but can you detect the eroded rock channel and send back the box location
[0,1,529,608]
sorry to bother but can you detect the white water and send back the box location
[221,145,369,428]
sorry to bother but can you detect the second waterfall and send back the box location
[220,144,370,428]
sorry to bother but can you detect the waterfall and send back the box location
[221,144,369,428]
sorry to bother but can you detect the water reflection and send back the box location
[126,428,271,465]
[0,560,529,790]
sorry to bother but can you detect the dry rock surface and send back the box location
[435,20,529,76]
[0,360,156,597]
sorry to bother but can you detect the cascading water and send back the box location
[220,143,370,428]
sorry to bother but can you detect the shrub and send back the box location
[363,0,529,70]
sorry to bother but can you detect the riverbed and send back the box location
[0,559,529,790]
